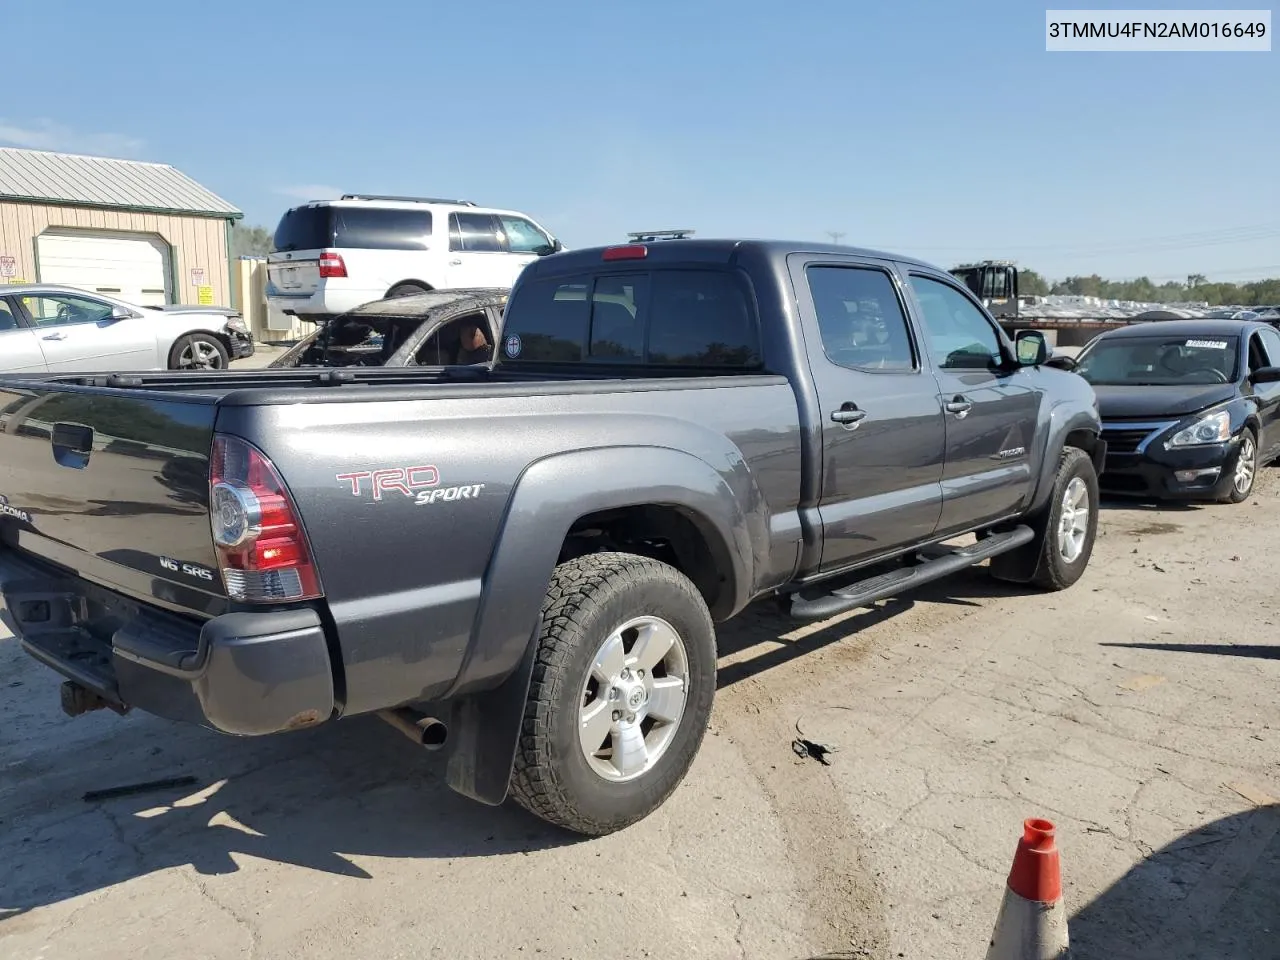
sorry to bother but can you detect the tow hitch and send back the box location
[60,681,130,718]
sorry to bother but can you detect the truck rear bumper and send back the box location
[0,548,335,736]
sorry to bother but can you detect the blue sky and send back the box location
[3,0,1276,281]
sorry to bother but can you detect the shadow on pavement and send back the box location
[0,712,578,919]
[716,566,1028,689]
[1100,642,1280,661]
[1070,804,1280,959]
[1099,496,1204,513]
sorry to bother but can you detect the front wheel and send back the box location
[1223,428,1257,504]
[169,334,229,370]
[509,552,717,835]
[990,446,1098,590]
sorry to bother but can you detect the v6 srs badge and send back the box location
[159,556,216,582]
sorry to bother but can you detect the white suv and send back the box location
[265,195,563,322]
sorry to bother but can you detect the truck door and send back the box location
[902,272,1043,535]
[789,254,946,571]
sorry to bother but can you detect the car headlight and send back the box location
[1165,410,1230,448]
[224,315,248,334]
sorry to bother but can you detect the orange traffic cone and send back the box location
[985,818,1071,960]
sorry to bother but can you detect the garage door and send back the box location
[36,233,171,306]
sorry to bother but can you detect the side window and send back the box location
[907,275,1003,370]
[589,275,647,361]
[647,270,760,367]
[498,215,554,255]
[0,299,19,332]
[1258,327,1280,368]
[500,276,590,361]
[806,265,915,372]
[1247,333,1269,374]
[21,295,114,327]
[449,213,505,253]
[331,208,432,250]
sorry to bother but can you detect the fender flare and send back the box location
[1027,404,1104,515]
[442,445,757,805]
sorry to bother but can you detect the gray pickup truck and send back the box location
[0,239,1104,835]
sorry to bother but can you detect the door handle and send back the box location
[42,331,68,341]
[945,396,972,418]
[448,259,462,266]
[830,403,867,426]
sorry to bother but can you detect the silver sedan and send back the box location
[0,284,254,374]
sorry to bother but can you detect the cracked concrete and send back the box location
[3,470,1279,958]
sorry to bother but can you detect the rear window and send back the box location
[500,269,761,369]
[273,205,433,252]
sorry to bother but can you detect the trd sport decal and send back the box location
[336,466,484,506]
[336,466,440,500]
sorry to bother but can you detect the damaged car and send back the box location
[268,289,507,368]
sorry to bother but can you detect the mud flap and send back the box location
[443,635,538,806]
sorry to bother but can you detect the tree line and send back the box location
[1016,268,1280,307]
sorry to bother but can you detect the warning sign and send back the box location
[197,285,214,305]
[0,256,16,278]
[190,267,206,287]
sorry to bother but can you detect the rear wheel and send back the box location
[509,552,716,836]
[169,334,229,370]
[386,282,430,299]
[1223,428,1257,504]
[990,446,1098,590]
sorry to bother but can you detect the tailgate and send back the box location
[0,382,223,614]
[267,253,321,297]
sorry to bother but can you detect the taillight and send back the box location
[318,249,347,278]
[209,434,322,602]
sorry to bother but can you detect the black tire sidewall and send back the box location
[544,567,716,828]
[1040,450,1099,588]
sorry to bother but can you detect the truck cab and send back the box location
[951,260,1019,320]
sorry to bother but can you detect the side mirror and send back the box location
[552,238,564,253]
[1044,354,1078,371]
[1251,365,1280,384]
[110,304,133,320]
[1014,330,1049,366]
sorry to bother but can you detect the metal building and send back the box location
[0,147,242,307]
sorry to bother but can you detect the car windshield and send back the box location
[1074,334,1240,385]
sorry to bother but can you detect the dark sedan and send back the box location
[1053,319,1280,503]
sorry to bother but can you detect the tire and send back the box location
[168,334,229,370]
[990,446,1098,590]
[386,282,430,299]
[509,552,717,836]
[1223,427,1258,504]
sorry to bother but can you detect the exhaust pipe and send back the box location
[377,707,448,751]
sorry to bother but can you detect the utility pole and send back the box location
[826,231,846,245]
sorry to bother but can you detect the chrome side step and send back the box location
[789,526,1036,621]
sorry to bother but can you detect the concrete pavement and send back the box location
[2,470,1278,958]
